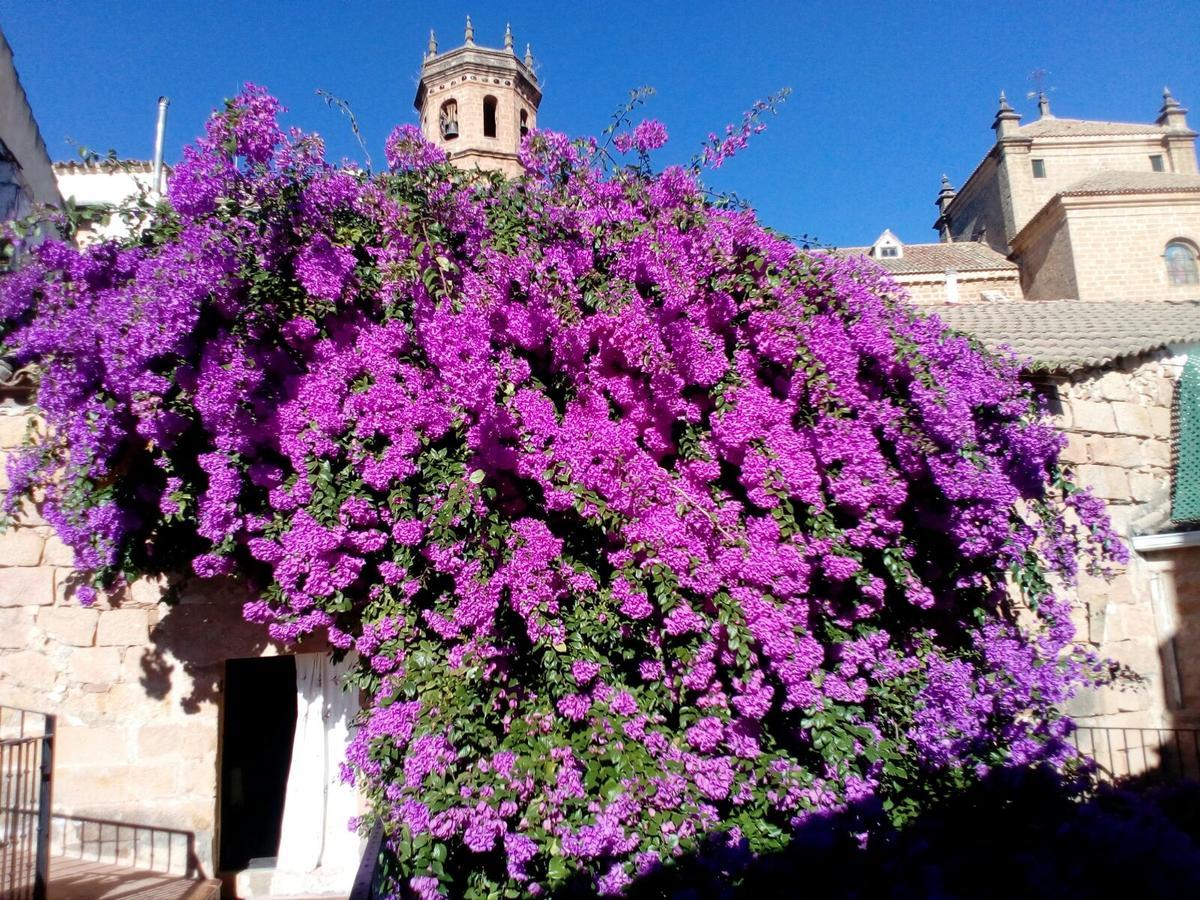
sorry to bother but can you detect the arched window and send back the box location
[1166,241,1200,286]
[439,100,459,140]
[483,96,498,139]
[519,109,529,138]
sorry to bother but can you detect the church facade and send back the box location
[847,89,1200,747]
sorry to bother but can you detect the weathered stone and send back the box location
[69,646,122,685]
[0,566,55,606]
[0,529,44,565]
[38,606,98,646]
[1096,370,1133,402]
[1060,432,1089,464]
[137,720,217,760]
[1130,471,1163,503]
[54,764,178,805]
[0,649,57,688]
[1086,435,1144,468]
[96,609,150,647]
[1074,464,1130,501]
[40,535,75,567]
[1150,406,1171,437]
[128,576,168,606]
[0,414,30,449]
[56,725,131,766]
[1112,402,1154,437]
[0,607,35,648]
[1069,400,1118,434]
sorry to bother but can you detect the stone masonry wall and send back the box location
[0,406,308,876]
[1051,349,1200,728]
[898,272,1022,305]
[1064,197,1200,301]
[1027,137,1177,211]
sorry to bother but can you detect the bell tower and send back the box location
[414,18,542,178]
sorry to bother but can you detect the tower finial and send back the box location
[427,29,437,59]
[505,23,514,50]
[465,15,475,45]
[1164,86,1180,108]
[524,43,534,68]
[998,90,1013,112]
[1037,91,1052,118]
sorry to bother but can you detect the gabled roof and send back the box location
[835,242,1018,275]
[1019,117,1169,138]
[1058,170,1200,196]
[936,300,1200,370]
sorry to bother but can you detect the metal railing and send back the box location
[49,814,202,879]
[348,820,386,900]
[1070,726,1200,783]
[0,706,54,900]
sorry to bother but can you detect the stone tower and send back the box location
[414,18,541,178]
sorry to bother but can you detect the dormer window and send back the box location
[879,246,899,258]
[439,100,459,140]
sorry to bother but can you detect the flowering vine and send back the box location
[0,86,1122,897]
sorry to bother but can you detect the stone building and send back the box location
[852,89,1200,746]
[0,21,543,899]
[414,18,541,178]
[0,29,59,230]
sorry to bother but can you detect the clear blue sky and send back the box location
[4,1,1198,247]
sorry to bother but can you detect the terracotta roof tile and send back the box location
[935,300,1200,370]
[1019,117,1168,138]
[1059,170,1200,196]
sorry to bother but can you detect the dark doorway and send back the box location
[218,655,297,871]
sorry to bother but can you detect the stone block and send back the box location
[0,529,44,566]
[70,646,122,685]
[1075,464,1130,501]
[137,720,218,761]
[1150,406,1171,436]
[128,576,168,606]
[38,606,98,647]
[54,764,178,806]
[0,566,55,606]
[0,415,30,449]
[56,724,131,766]
[0,649,57,689]
[0,607,35,649]
[1130,472,1163,503]
[1069,400,1117,434]
[40,535,75,567]
[1085,435,1143,468]
[96,609,150,647]
[1096,371,1134,402]
[1112,402,1154,437]
[1060,432,1088,464]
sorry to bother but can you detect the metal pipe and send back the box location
[152,96,170,195]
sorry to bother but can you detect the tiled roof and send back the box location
[53,160,154,173]
[1020,117,1167,138]
[835,242,1018,275]
[936,300,1200,370]
[1059,170,1200,196]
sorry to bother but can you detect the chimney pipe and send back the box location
[152,96,170,195]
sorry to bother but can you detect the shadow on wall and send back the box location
[129,576,321,714]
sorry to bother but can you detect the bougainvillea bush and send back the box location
[0,88,1126,897]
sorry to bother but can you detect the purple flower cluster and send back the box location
[0,87,1125,897]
